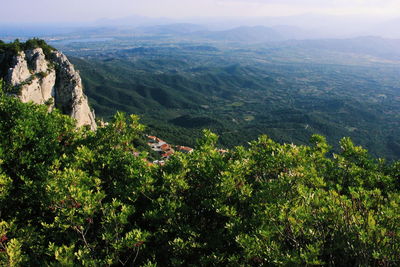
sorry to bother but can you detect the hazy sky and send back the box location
[2,0,400,23]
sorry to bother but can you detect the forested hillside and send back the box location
[1,82,399,266]
[60,39,400,160]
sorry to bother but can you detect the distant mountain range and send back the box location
[55,24,400,58]
[2,13,400,39]
[89,14,400,39]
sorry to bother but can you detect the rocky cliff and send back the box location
[2,46,97,130]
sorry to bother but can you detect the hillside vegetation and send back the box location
[0,82,399,266]
[61,39,400,160]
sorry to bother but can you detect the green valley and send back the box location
[51,36,400,159]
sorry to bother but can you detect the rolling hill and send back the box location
[64,38,400,159]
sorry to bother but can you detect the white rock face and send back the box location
[4,48,97,130]
[7,51,31,86]
[19,70,56,107]
[51,51,96,129]
[26,48,48,73]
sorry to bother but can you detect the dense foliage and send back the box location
[0,82,399,266]
[0,38,55,58]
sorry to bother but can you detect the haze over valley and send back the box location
[3,11,400,158]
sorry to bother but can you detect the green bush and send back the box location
[0,38,55,57]
[23,38,56,59]
[0,85,399,265]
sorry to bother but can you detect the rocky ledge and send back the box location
[3,47,97,130]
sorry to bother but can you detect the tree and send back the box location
[0,88,399,265]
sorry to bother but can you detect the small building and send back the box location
[162,150,174,159]
[156,138,166,145]
[160,143,171,151]
[153,160,165,166]
[147,136,158,143]
[176,146,194,153]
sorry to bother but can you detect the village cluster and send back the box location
[147,135,194,165]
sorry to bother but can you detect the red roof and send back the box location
[160,144,171,151]
[177,146,193,152]
[162,150,174,158]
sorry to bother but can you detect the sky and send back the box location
[1,0,400,24]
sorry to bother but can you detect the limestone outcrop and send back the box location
[3,47,97,130]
